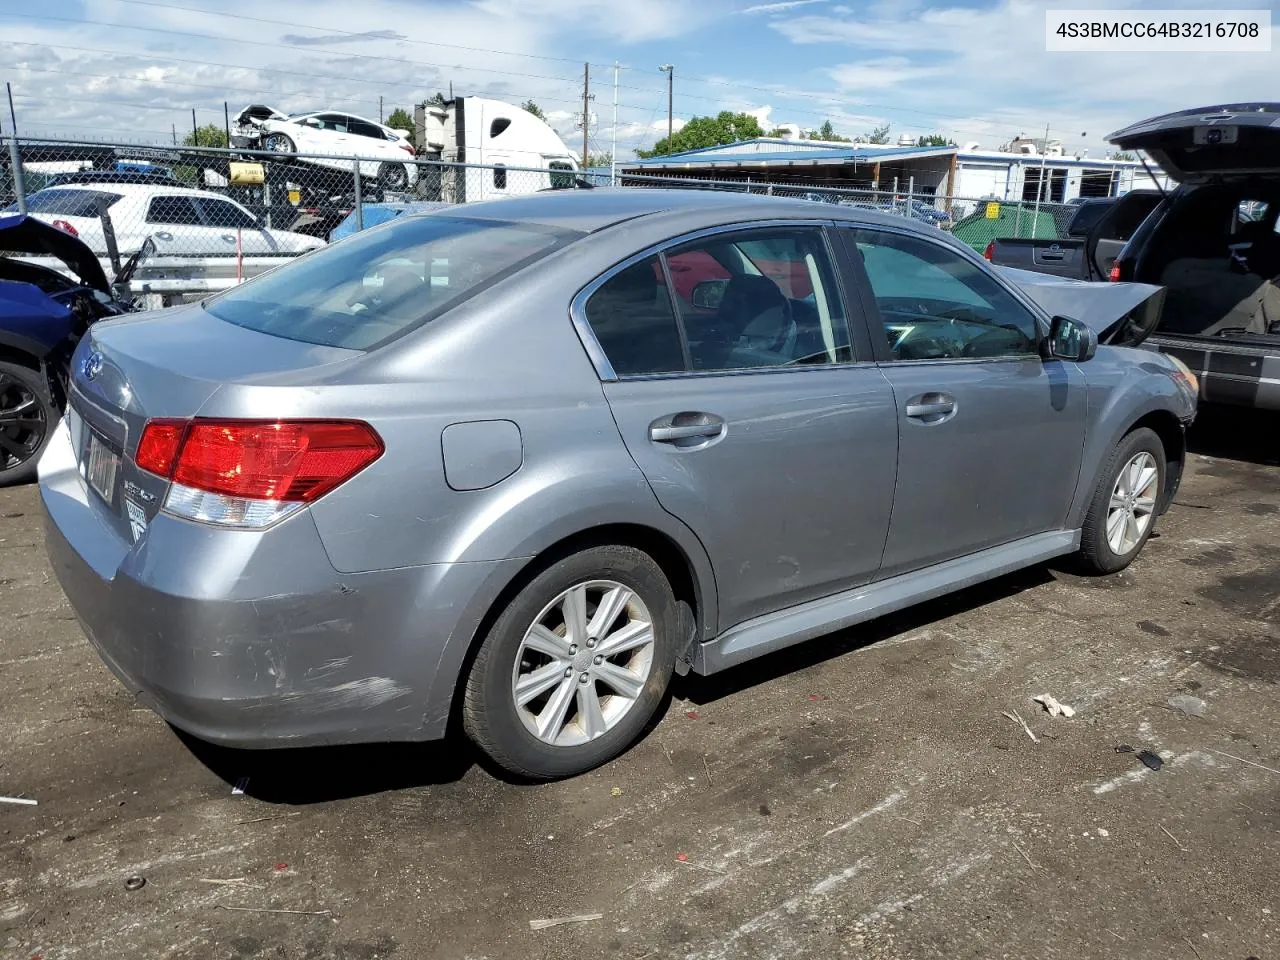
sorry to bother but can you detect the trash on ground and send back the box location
[0,796,38,806]
[685,710,699,720]
[1168,694,1207,717]
[1137,750,1164,771]
[675,852,689,862]
[807,694,827,702]
[1032,694,1075,718]
[610,786,623,797]
[124,876,146,891]
[529,913,603,930]
[232,777,250,795]
[273,862,289,872]
[218,905,332,918]
[1001,710,1040,743]
[1097,828,1110,837]
[198,877,251,886]
[1115,744,1135,754]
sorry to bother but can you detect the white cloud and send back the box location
[741,0,829,15]
[827,57,946,91]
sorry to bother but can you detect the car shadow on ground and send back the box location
[175,728,480,804]
[1186,404,1279,466]
[674,564,1055,708]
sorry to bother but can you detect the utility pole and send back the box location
[581,62,592,170]
[659,64,674,154]
[379,96,383,123]
[191,108,198,145]
[1032,121,1050,235]
[611,61,619,185]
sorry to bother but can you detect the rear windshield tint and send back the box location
[8,189,121,218]
[204,215,581,350]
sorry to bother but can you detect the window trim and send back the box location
[832,221,1052,366]
[570,218,869,383]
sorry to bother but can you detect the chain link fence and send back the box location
[3,136,1087,308]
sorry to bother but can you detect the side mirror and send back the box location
[691,278,728,310]
[1047,314,1098,362]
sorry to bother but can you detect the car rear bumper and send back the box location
[1150,335,1280,412]
[38,418,520,748]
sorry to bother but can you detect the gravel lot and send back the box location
[2,407,1277,960]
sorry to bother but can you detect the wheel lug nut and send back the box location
[593,655,603,665]
[586,638,596,648]
[579,672,590,683]
[568,644,577,655]
[564,667,573,678]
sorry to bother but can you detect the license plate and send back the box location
[85,431,120,505]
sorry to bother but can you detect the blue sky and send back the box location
[1,0,1277,157]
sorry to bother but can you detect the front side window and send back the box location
[347,119,384,140]
[668,228,851,371]
[849,228,1040,361]
[6,188,120,219]
[146,195,202,226]
[205,215,580,350]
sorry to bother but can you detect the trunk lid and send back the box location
[1107,103,1280,183]
[66,303,359,541]
[997,265,1167,346]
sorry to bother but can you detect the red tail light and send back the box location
[51,219,79,237]
[398,143,416,156]
[982,240,995,261]
[1109,263,1123,282]
[136,419,383,509]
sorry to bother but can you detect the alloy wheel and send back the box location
[0,372,47,472]
[511,580,655,747]
[1106,451,1158,555]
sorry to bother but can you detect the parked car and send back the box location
[232,105,418,191]
[0,213,131,484]
[328,201,455,243]
[40,190,1196,780]
[7,184,325,260]
[1104,102,1280,411]
[983,193,1163,279]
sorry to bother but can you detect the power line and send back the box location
[5,13,592,87]
[104,0,621,69]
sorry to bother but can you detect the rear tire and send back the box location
[377,162,409,191]
[1077,426,1165,574]
[0,360,56,488]
[462,545,678,780]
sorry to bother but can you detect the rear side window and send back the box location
[583,256,685,376]
[14,189,120,218]
[146,196,202,226]
[205,215,580,350]
[198,198,257,229]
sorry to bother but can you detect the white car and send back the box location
[232,105,419,190]
[13,183,325,259]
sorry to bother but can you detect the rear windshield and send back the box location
[204,214,581,350]
[5,188,121,218]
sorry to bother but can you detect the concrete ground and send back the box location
[2,407,1277,960]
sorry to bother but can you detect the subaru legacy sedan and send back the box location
[40,190,1197,779]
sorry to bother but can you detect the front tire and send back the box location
[377,162,409,191]
[462,546,678,780]
[263,132,296,154]
[0,360,56,487]
[1077,427,1165,574]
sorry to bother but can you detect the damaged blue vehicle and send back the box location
[0,214,131,484]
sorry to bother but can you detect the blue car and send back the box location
[328,201,455,242]
[0,214,130,484]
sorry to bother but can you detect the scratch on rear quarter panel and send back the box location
[277,677,412,712]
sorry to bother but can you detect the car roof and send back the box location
[37,183,238,201]
[442,187,946,236]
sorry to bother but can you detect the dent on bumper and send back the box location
[38,422,522,748]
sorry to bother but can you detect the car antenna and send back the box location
[1137,151,1167,201]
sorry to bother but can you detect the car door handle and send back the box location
[904,393,956,423]
[649,414,726,443]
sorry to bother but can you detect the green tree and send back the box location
[586,151,613,167]
[522,100,546,122]
[427,91,448,105]
[865,123,891,144]
[916,134,955,147]
[183,124,228,148]
[807,119,850,142]
[766,127,790,137]
[386,107,415,143]
[1109,150,1136,161]
[637,111,764,158]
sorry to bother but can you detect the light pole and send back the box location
[659,64,674,154]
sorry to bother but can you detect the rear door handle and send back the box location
[905,393,956,423]
[649,413,726,444]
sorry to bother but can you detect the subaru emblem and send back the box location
[81,351,104,382]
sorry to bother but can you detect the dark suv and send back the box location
[1107,103,1280,411]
